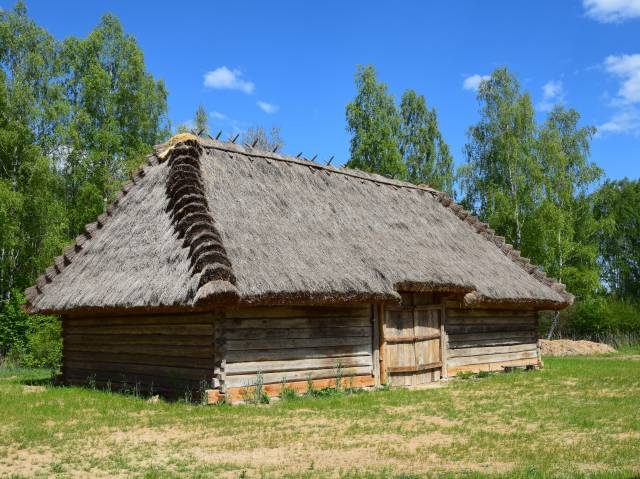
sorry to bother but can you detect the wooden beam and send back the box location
[378,303,386,384]
[386,362,442,373]
[371,304,380,386]
[385,333,441,344]
[440,303,448,379]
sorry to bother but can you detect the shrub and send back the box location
[0,290,61,370]
[0,290,30,360]
[540,296,640,344]
[21,314,62,369]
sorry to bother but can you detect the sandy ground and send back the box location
[539,339,615,356]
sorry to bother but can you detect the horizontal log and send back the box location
[226,336,371,351]
[445,316,536,326]
[225,306,369,319]
[65,324,213,336]
[385,333,440,344]
[226,344,371,363]
[447,350,538,367]
[64,360,214,381]
[64,314,214,328]
[448,335,537,349]
[224,316,370,330]
[63,334,213,347]
[445,300,538,311]
[223,375,375,403]
[447,358,539,375]
[64,350,214,368]
[225,326,371,341]
[446,309,536,319]
[445,324,537,335]
[387,362,442,373]
[447,330,536,342]
[447,343,537,359]
[226,355,372,375]
[64,343,214,358]
[225,366,373,388]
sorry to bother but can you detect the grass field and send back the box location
[1,349,639,479]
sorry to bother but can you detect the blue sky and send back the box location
[4,0,640,180]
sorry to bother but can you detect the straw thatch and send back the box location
[25,135,573,314]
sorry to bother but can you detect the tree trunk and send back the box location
[546,311,560,340]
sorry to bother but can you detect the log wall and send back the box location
[62,313,217,397]
[444,301,540,375]
[221,305,375,400]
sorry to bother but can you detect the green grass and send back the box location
[0,353,639,478]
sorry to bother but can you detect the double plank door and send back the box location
[383,303,443,386]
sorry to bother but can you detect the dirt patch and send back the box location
[539,339,615,356]
[22,385,46,393]
[0,447,56,477]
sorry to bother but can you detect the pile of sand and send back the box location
[539,339,615,356]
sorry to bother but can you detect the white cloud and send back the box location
[203,66,255,94]
[543,80,563,99]
[257,101,279,114]
[604,54,640,104]
[538,80,566,112]
[583,0,640,22]
[598,54,640,136]
[462,74,490,91]
[207,110,247,135]
[598,108,640,135]
[209,111,228,121]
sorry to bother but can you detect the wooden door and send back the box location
[384,304,443,386]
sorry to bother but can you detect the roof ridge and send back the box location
[25,152,158,312]
[195,137,439,194]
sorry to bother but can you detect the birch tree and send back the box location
[529,106,602,298]
[459,67,540,250]
[345,65,405,178]
[399,89,454,195]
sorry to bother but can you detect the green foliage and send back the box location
[593,179,640,300]
[459,67,539,249]
[194,104,208,133]
[0,290,30,358]
[19,313,61,369]
[278,378,297,401]
[544,297,640,341]
[241,371,269,404]
[59,12,170,234]
[345,65,454,190]
[345,65,405,178]
[459,68,603,300]
[527,107,602,299]
[0,4,68,299]
[400,89,454,194]
[0,290,61,369]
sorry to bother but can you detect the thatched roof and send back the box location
[25,134,572,314]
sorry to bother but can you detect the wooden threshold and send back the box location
[387,362,442,373]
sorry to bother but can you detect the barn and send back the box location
[25,133,572,402]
